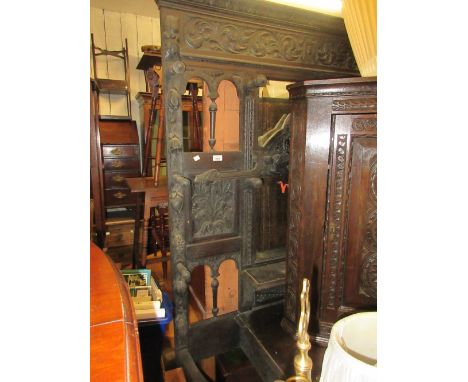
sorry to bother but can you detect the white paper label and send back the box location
[213,155,223,162]
[193,155,200,162]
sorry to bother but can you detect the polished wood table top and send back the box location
[125,176,168,195]
[90,242,144,381]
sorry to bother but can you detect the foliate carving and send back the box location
[164,15,180,57]
[162,12,188,351]
[352,118,377,132]
[172,232,186,252]
[360,252,377,298]
[327,134,348,308]
[332,98,377,112]
[192,175,235,239]
[173,261,191,348]
[174,262,191,294]
[359,154,377,299]
[168,133,183,152]
[183,16,356,71]
[169,183,184,213]
[168,89,181,111]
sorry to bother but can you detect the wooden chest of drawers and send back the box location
[99,119,141,210]
[105,218,143,248]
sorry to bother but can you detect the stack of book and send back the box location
[121,269,165,321]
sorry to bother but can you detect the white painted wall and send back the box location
[90,7,161,136]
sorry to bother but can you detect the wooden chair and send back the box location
[149,202,171,280]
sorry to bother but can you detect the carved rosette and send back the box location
[359,154,377,299]
[183,16,357,71]
[326,134,348,308]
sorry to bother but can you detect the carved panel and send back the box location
[359,154,377,298]
[352,118,377,132]
[326,134,348,308]
[332,98,377,112]
[192,176,236,239]
[183,16,357,71]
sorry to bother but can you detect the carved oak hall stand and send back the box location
[156,0,362,381]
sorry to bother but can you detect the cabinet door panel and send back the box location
[322,114,376,321]
[343,137,377,307]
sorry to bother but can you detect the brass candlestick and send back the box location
[277,278,313,382]
[294,278,313,381]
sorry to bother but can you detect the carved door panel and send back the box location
[182,152,244,263]
[344,137,377,306]
[321,114,377,324]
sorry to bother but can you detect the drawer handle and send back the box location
[110,147,122,155]
[114,192,127,199]
[111,160,124,168]
[112,175,125,182]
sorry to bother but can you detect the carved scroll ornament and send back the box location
[183,16,357,71]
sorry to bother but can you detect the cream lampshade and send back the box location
[320,312,377,382]
[342,0,377,77]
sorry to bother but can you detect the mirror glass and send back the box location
[254,80,293,264]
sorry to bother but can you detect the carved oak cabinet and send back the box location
[283,77,377,342]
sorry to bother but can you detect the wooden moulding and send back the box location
[156,0,359,81]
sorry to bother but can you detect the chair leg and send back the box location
[161,250,168,280]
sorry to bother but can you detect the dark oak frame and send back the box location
[156,0,359,380]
